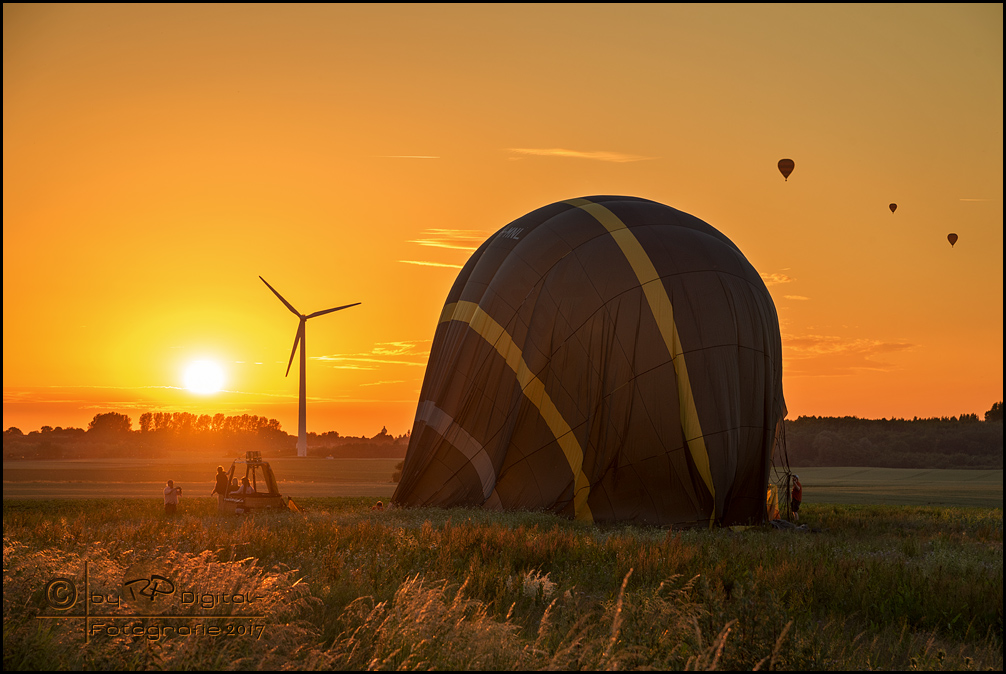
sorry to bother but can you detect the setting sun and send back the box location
[183,360,225,395]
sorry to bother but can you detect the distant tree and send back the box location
[152,412,172,431]
[985,401,1003,422]
[139,412,153,433]
[87,412,132,436]
[196,414,212,433]
[172,412,196,435]
[4,427,24,437]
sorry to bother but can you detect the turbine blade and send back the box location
[307,302,361,319]
[260,276,301,317]
[285,322,304,377]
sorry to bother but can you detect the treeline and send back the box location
[2,411,408,461]
[781,404,1003,470]
[4,404,1002,467]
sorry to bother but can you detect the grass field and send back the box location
[3,497,1002,671]
[785,467,1004,509]
[1,457,401,485]
[4,460,1002,669]
[4,460,1003,508]
[2,457,401,499]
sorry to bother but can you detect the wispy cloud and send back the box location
[399,260,464,269]
[761,272,793,286]
[377,155,440,159]
[401,229,484,268]
[508,147,655,163]
[959,198,997,201]
[783,334,915,376]
[408,229,486,251]
[371,342,427,356]
[784,295,810,301]
[315,341,431,370]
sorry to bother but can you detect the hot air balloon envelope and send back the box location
[778,159,795,181]
[889,203,897,213]
[393,196,787,528]
[948,233,958,247]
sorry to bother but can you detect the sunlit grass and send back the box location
[3,499,1002,670]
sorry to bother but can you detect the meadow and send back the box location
[3,459,1003,507]
[1,457,402,499]
[3,486,1002,670]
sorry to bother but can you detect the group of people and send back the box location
[162,466,256,515]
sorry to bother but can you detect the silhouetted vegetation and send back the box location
[4,403,1000,467]
[782,401,1003,469]
[2,413,408,461]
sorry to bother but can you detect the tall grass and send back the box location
[3,498,1002,670]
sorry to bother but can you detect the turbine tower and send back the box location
[260,276,360,458]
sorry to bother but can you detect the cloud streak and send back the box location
[783,334,915,376]
[508,147,655,163]
[760,272,793,286]
[408,229,486,251]
[402,229,484,268]
[315,341,431,370]
[399,260,464,269]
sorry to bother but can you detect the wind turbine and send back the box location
[260,276,360,458]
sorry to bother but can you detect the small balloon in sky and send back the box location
[778,158,795,181]
[889,203,897,213]
[947,233,958,248]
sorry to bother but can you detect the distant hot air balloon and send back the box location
[778,158,795,181]
[889,203,897,213]
[948,233,958,247]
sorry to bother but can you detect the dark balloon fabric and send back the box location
[392,196,787,527]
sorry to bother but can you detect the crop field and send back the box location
[3,460,1003,508]
[786,467,1004,509]
[2,457,401,499]
[3,488,1003,670]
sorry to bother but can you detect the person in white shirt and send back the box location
[235,477,255,495]
[164,479,181,515]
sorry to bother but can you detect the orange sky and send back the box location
[4,4,1002,437]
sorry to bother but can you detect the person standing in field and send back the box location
[791,474,803,522]
[164,479,181,515]
[211,466,229,513]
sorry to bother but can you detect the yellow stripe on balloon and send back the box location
[439,301,593,521]
[565,197,716,524]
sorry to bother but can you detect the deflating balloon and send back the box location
[778,158,795,181]
[948,233,958,247]
[393,196,787,529]
[889,203,897,213]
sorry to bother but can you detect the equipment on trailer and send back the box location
[221,451,289,514]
